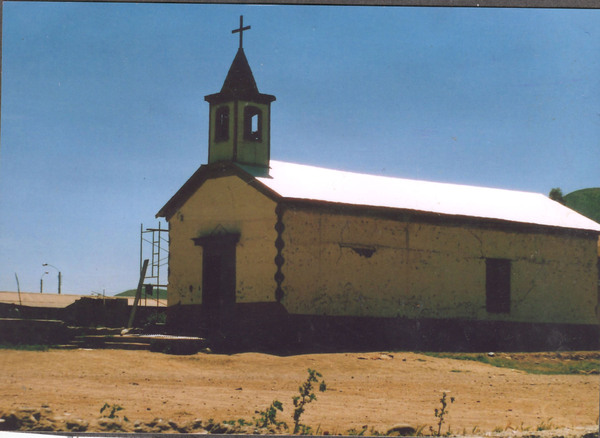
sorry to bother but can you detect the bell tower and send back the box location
[204,16,276,168]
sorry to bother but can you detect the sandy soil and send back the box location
[0,349,598,435]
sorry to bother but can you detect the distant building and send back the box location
[157,21,600,351]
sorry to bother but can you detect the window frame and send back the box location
[215,106,230,142]
[243,106,262,141]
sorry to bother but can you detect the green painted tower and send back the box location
[204,16,276,169]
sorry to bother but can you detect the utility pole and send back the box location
[43,263,62,294]
[40,271,48,293]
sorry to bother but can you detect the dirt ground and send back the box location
[0,348,598,435]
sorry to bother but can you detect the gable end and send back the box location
[156,163,281,221]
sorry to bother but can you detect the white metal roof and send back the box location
[255,160,600,232]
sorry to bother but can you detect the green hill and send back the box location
[116,288,168,299]
[564,188,600,223]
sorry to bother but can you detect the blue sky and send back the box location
[1,4,598,295]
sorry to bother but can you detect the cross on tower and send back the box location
[232,15,251,49]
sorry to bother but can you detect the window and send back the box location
[486,258,511,313]
[244,106,262,141]
[215,106,229,142]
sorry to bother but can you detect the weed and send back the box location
[429,392,455,436]
[295,424,313,435]
[292,368,327,434]
[536,418,554,431]
[518,421,531,432]
[100,403,126,420]
[222,418,252,428]
[254,400,287,430]
[346,425,368,436]
[413,424,427,436]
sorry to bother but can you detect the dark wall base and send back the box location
[287,314,600,353]
[166,302,290,351]
[166,303,599,353]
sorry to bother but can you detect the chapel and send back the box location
[157,18,600,351]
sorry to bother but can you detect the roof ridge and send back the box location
[268,160,542,196]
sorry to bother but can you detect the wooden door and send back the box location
[199,234,239,333]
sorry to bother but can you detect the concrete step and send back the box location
[75,334,154,344]
[58,333,207,354]
[69,326,125,337]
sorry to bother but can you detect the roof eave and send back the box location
[276,197,600,238]
[204,92,276,105]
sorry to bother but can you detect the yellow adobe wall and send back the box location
[280,207,599,325]
[167,175,277,306]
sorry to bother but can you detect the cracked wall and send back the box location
[280,207,598,325]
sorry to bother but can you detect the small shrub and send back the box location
[255,400,287,430]
[204,369,327,435]
[100,403,125,420]
[429,392,455,436]
[292,368,327,434]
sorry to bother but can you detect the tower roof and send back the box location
[205,48,276,105]
[222,48,259,95]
